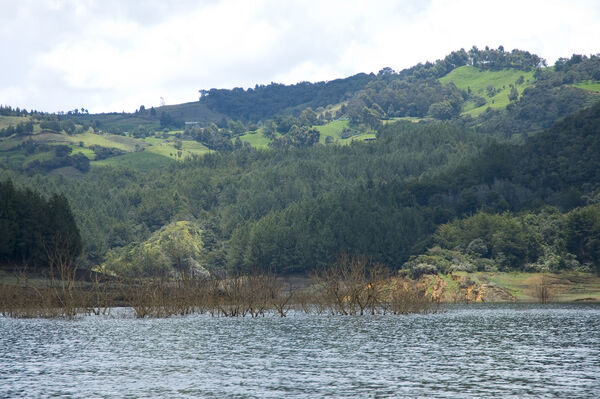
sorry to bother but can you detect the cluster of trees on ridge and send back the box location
[0,105,32,117]
[199,73,374,122]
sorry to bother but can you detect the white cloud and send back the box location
[0,0,598,113]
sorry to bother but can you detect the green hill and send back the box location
[4,48,598,166]
[2,48,600,277]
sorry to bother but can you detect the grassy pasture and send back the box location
[64,131,145,152]
[315,119,349,142]
[0,120,210,171]
[74,113,160,133]
[448,271,600,302]
[1,116,379,172]
[573,80,600,92]
[238,130,272,149]
[0,116,30,129]
[440,66,535,116]
[68,144,96,159]
[236,120,375,148]
[92,151,174,171]
[0,136,21,151]
[314,120,376,144]
[22,150,55,166]
[144,139,209,160]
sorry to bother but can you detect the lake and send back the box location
[1,304,599,398]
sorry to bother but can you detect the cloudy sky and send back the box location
[1,0,599,113]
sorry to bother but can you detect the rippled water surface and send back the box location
[1,304,599,398]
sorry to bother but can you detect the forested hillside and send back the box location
[1,47,599,277]
[1,122,489,266]
[228,102,600,273]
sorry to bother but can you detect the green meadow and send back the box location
[0,116,30,129]
[315,119,375,144]
[92,151,174,171]
[68,144,96,158]
[315,119,349,142]
[236,120,376,149]
[238,130,272,149]
[440,66,535,116]
[144,138,210,160]
[66,131,145,151]
[573,80,600,92]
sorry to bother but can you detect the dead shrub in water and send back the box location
[310,254,435,315]
[119,270,291,318]
[386,279,438,314]
[267,276,294,317]
[45,237,81,318]
[84,273,113,316]
[0,231,86,318]
[1,253,437,319]
[532,274,554,304]
[311,265,349,315]
[215,275,250,317]
[212,271,291,317]
[0,264,85,319]
[0,273,54,318]
[124,277,187,318]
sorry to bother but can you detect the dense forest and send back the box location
[0,180,81,268]
[227,103,600,274]
[1,47,599,277]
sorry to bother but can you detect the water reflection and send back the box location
[1,304,599,398]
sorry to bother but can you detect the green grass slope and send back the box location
[0,115,30,129]
[573,80,600,92]
[67,130,146,151]
[237,130,272,149]
[92,151,174,171]
[439,65,535,116]
[234,120,376,150]
[144,137,210,159]
[315,120,375,144]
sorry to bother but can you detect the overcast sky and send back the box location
[1,0,599,113]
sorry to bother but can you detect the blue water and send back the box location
[1,304,599,398]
